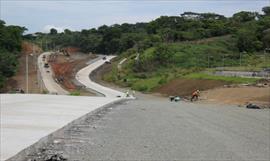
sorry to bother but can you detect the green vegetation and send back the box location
[0,20,26,90]
[184,73,259,84]
[26,6,270,56]
[7,6,269,92]
[69,90,81,96]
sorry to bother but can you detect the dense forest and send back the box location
[27,6,270,56]
[0,20,26,88]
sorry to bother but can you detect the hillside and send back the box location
[102,36,266,91]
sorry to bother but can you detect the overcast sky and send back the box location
[1,0,269,33]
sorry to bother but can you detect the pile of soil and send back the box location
[155,78,227,97]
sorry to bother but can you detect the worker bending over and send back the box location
[191,90,200,102]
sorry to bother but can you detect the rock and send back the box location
[256,83,264,88]
[45,154,67,161]
[246,103,261,109]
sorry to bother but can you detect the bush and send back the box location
[70,91,80,96]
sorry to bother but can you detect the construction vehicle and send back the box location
[60,49,70,57]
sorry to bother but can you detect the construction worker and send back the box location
[126,90,130,97]
[191,90,200,102]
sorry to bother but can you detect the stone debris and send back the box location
[246,103,261,109]
[45,154,67,161]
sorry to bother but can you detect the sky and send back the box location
[1,0,269,33]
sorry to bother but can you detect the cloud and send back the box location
[43,25,70,33]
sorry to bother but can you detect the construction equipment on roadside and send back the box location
[60,48,70,57]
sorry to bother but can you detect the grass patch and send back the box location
[131,77,162,92]
[69,90,81,96]
[184,73,259,84]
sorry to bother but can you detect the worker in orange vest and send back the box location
[191,90,200,102]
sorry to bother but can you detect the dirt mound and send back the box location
[155,78,227,96]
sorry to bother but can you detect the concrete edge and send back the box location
[7,98,129,161]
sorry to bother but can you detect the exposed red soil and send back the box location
[201,86,270,107]
[51,62,76,90]
[21,41,42,55]
[3,42,42,93]
[62,47,80,53]
[155,78,228,97]
[50,53,97,95]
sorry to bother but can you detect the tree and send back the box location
[262,6,270,16]
[236,29,261,52]
[153,44,173,65]
[232,11,258,22]
[50,28,57,35]
[0,20,26,90]
[64,29,72,34]
[262,29,270,48]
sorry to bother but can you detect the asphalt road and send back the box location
[9,98,270,161]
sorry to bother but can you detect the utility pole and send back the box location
[26,55,29,93]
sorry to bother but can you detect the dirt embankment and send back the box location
[3,41,42,93]
[201,86,270,106]
[155,78,270,107]
[90,63,112,85]
[94,60,269,107]
[155,79,228,97]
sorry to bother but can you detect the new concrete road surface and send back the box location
[1,54,126,160]
[76,56,126,98]
[38,52,69,95]
[0,94,119,160]
[8,98,270,161]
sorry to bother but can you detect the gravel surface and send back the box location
[9,98,270,161]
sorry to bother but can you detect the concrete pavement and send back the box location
[1,54,126,160]
[0,94,119,160]
[37,52,69,95]
[76,56,126,98]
